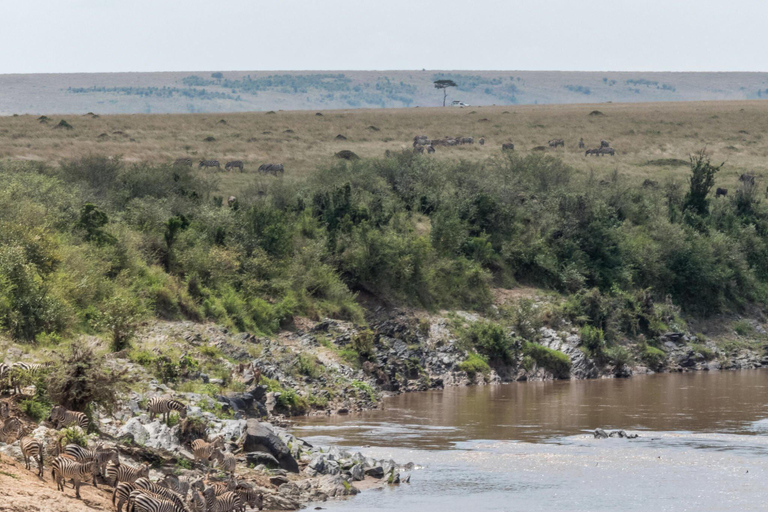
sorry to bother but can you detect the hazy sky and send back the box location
[1,0,765,74]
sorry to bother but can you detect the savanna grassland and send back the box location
[3,100,768,198]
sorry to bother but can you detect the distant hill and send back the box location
[1,70,767,115]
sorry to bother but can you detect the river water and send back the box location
[292,370,768,511]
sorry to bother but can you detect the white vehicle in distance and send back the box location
[451,100,470,107]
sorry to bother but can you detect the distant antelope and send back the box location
[548,139,565,148]
[459,137,474,144]
[502,143,515,151]
[225,160,244,172]
[478,138,485,146]
[199,159,221,170]
[739,173,756,184]
[173,157,193,167]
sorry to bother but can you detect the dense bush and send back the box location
[523,342,571,378]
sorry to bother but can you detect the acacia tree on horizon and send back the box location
[434,79,457,106]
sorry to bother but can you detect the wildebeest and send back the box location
[459,137,474,145]
[414,145,425,154]
[599,147,615,156]
[478,138,485,146]
[173,157,193,167]
[585,148,600,156]
[258,163,284,175]
[578,138,585,149]
[600,140,610,148]
[225,160,244,172]
[227,196,238,207]
[199,159,220,170]
[739,173,756,184]
[502,143,515,151]
[642,179,659,189]
[716,187,728,198]
[548,139,565,148]
[414,135,429,144]
[427,144,435,154]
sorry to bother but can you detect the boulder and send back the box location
[270,475,290,487]
[243,420,299,473]
[365,466,385,478]
[593,428,609,439]
[118,417,150,445]
[246,451,281,469]
[350,463,365,481]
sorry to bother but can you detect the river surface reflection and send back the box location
[292,370,768,511]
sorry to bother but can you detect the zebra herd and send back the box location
[409,135,616,156]
[0,388,263,510]
[173,158,284,176]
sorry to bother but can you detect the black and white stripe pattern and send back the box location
[134,477,187,510]
[257,163,284,175]
[106,461,151,486]
[224,160,244,172]
[49,405,89,430]
[203,487,242,512]
[235,485,264,511]
[191,437,223,463]
[113,481,138,512]
[0,416,23,442]
[51,456,96,499]
[126,489,185,512]
[20,436,44,477]
[199,160,221,170]
[146,397,187,423]
[64,443,119,484]
[212,449,237,477]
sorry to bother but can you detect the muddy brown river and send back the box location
[293,370,768,511]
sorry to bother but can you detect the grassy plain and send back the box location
[2,100,768,198]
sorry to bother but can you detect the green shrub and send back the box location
[579,325,606,359]
[296,353,322,378]
[458,353,491,378]
[461,321,515,363]
[605,346,632,367]
[21,398,51,423]
[523,342,571,378]
[641,345,667,370]
[59,427,88,447]
[351,330,375,360]
[733,320,754,336]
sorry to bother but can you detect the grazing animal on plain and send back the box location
[578,138,585,149]
[106,461,151,486]
[642,179,659,189]
[501,143,515,151]
[478,138,485,146]
[20,436,44,477]
[146,397,187,423]
[199,160,221,170]
[427,144,435,154]
[173,158,193,167]
[600,140,610,148]
[49,405,89,430]
[414,145,425,154]
[51,456,96,499]
[191,437,224,463]
[224,160,244,172]
[585,148,600,156]
[548,139,565,148]
[459,137,474,144]
[227,196,238,208]
[258,163,284,175]
[64,443,119,483]
[716,187,728,198]
[599,147,615,156]
[739,173,756,185]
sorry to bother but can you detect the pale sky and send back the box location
[1,0,765,74]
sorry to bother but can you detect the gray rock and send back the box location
[243,420,299,473]
[594,428,609,439]
[365,466,385,478]
[245,451,281,468]
[350,463,365,481]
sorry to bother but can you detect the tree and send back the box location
[434,79,457,107]
[683,151,723,216]
[211,72,223,84]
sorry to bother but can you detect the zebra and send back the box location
[134,478,187,510]
[188,489,207,512]
[212,449,237,477]
[199,160,221,170]
[548,139,565,148]
[1,416,23,442]
[113,482,139,512]
[20,436,44,477]
[501,143,515,151]
[427,145,435,154]
[258,163,284,175]
[225,160,244,172]
[51,456,96,499]
[173,158,193,167]
[49,405,89,430]
[126,489,185,512]
[7,362,48,394]
[146,397,187,423]
[716,187,728,198]
[599,147,615,156]
[414,145,425,154]
[64,443,119,483]
[191,437,224,463]
[203,487,242,512]
[600,140,610,148]
[205,479,234,496]
[106,460,151,486]
[739,173,756,184]
[235,485,264,511]
[578,138,585,149]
